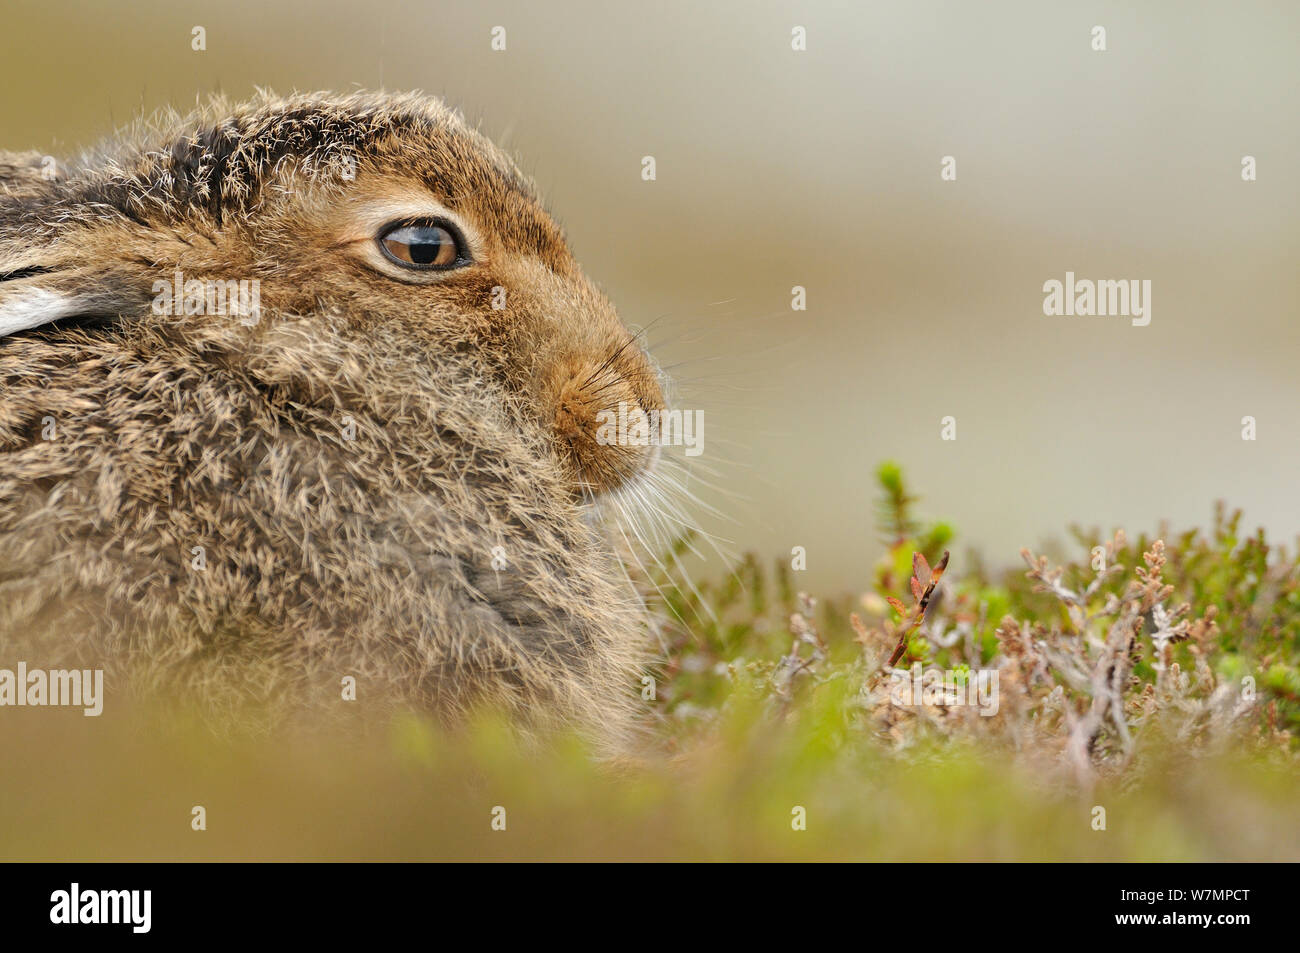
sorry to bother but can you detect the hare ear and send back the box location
[0,246,146,337]
[0,257,142,336]
[0,283,88,336]
[0,151,87,334]
[0,157,150,336]
[0,239,88,337]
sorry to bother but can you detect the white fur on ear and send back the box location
[0,287,81,336]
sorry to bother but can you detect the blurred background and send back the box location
[4,0,1297,591]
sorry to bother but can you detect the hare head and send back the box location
[0,90,665,501]
[0,92,677,741]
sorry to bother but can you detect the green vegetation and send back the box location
[651,463,1299,771]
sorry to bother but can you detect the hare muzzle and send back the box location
[538,340,664,500]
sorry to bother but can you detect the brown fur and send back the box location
[0,91,665,744]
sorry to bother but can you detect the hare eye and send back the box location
[378,220,468,270]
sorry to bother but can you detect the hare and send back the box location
[0,91,667,743]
